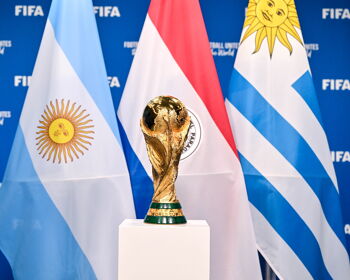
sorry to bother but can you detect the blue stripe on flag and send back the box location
[239,153,332,280]
[117,119,153,218]
[228,68,346,248]
[0,128,96,280]
[292,71,322,125]
[48,0,121,143]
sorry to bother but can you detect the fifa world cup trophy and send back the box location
[140,96,190,224]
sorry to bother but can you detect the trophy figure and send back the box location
[140,96,190,224]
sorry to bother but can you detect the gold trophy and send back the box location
[140,96,190,224]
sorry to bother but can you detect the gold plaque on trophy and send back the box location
[140,96,190,224]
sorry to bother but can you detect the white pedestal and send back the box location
[118,219,210,280]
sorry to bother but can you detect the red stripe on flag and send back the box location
[148,0,237,155]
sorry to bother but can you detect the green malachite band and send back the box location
[144,215,187,224]
[150,202,182,209]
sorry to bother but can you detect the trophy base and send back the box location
[144,202,187,224]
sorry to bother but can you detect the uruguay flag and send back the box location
[226,0,350,279]
[0,0,135,279]
[118,0,261,279]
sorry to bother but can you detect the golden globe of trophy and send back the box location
[140,96,190,224]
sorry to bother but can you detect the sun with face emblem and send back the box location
[241,0,303,56]
[36,99,94,163]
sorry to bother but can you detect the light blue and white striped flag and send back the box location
[0,0,135,279]
[226,0,350,279]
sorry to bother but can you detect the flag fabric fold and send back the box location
[0,0,135,279]
[226,0,350,279]
[118,0,261,279]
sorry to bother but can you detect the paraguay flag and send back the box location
[226,0,350,279]
[118,0,262,279]
[0,0,135,279]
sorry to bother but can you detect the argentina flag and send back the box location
[226,0,350,279]
[0,0,135,279]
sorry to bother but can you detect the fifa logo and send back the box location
[93,6,121,17]
[322,79,350,91]
[107,76,120,88]
[15,5,44,16]
[322,8,350,19]
[331,151,350,163]
[14,76,31,87]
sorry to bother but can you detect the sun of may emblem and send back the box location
[36,99,94,163]
[241,0,303,56]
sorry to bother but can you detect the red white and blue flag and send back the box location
[118,0,262,279]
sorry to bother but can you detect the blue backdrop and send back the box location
[0,0,349,278]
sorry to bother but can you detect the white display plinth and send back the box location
[118,219,210,280]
